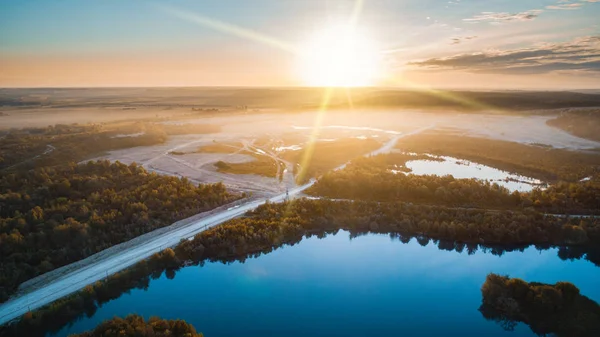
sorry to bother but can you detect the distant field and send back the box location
[347,90,600,112]
[2,88,600,112]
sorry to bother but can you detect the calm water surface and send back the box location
[406,156,544,192]
[54,232,599,337]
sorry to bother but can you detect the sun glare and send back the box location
[296,25,383,87]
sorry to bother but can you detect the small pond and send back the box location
[405,156,545,192]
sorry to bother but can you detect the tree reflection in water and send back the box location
[479,273,600,337]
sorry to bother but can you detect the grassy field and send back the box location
[282,138,381,183]
[198,141,279,177]
[214,154,279,178]
[196,142,242,154]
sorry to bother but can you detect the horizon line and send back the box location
[1,85,599,92]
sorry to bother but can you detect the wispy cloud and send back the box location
[547,0,600,9]
[546,3,582,10]
[450,36,478,45]
[409,36,600,74]
[464,1,598,24]
[463,10,543,24]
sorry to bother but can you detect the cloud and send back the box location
[463,1,597,25]
[546,3,582,9]
[450,36,478,45]
[548,0,600,9]
[409,36,600,74]
[463,10,543,24]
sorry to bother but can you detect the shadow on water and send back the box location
[1,229,600,337]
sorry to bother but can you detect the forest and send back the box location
[479,273,600,337]
[69,315,203,337]
[395,133,600,182]
[0,160,239,303]
[4,198,599,337]
[547,110,600,142]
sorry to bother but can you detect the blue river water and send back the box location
[54,231,600,337]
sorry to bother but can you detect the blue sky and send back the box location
[1,0,599,88]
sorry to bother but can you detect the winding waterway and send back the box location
[405,156,544,192]
[54,231,599,337]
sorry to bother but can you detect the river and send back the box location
[53,231,599,337]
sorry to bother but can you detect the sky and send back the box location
[1,0,599,89]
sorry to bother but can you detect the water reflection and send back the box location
[405,155,545,192]
[479,274,600,337]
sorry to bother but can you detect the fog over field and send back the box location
[2,88,599,196]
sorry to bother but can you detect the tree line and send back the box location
[0,121,221,172]
[0,160,239,303]
[0,124,164,171]
[69,314,203,337]
[480,273,600,337]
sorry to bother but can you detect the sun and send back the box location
[296,25,383,87]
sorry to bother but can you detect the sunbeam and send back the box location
[158,5,299,54]
[350,0,365,26]
[385,73,504,112]
[296,86,335,184]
